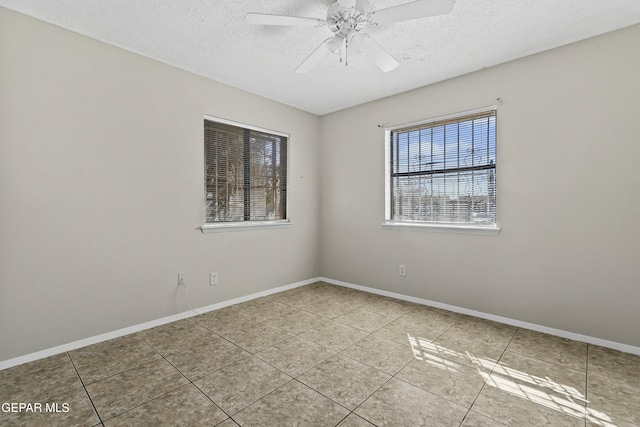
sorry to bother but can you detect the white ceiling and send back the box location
[2,0,640,115]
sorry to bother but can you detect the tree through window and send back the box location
[204,117,288,223]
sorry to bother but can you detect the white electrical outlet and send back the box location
[178,272,186,286]
[210,272,218,286]
[399,264,406,276]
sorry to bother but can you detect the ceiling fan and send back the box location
[246,0,455,73]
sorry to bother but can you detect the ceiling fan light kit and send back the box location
[246,0,455,73]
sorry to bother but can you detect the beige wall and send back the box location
[2,6,639,362]
[319,24,640,347]
[0,8,321,361]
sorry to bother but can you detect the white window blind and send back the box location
[204,118,288,224]
[388,108,497,225]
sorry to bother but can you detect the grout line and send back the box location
[66,351,104,425]
[457,327,519,427]
[585,344,591,427]
[140,344,246,424]
[190,380,236,422]
[248,289,413,425]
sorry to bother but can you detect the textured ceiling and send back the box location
[2,0,640,115]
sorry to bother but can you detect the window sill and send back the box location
[201,220,293,233]
[382,221,500,235]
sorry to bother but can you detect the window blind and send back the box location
[390,109,496,225]
[204,119,287,223]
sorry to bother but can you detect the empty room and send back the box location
[1,0,639,426]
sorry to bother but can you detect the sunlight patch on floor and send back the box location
[406,332,619,426]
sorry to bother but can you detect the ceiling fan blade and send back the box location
[246,13,325,27]
[361,35,399,72]
[337,0,357,9]
[369,0,455,24]
[295,39,331,73]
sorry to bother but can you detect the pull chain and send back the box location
[345,37,349,66]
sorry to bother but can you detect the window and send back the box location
[385,107,497,231]
[203,116,288,230]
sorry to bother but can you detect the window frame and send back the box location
[383,106,500,235]
[201,115,291,233]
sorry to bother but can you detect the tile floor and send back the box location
[1,282,639,426]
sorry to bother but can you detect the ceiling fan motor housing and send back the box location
[246,0,454,72]
[326,0,368,37]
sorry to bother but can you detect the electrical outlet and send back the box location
[399,264,406,276]
[210,272,218,286]
[178,272,186,286]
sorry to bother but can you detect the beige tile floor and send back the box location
[1,282,639,426]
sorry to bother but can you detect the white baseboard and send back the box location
[2,275,638,371]
[0,278,315,371]
[318,276,640,356]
